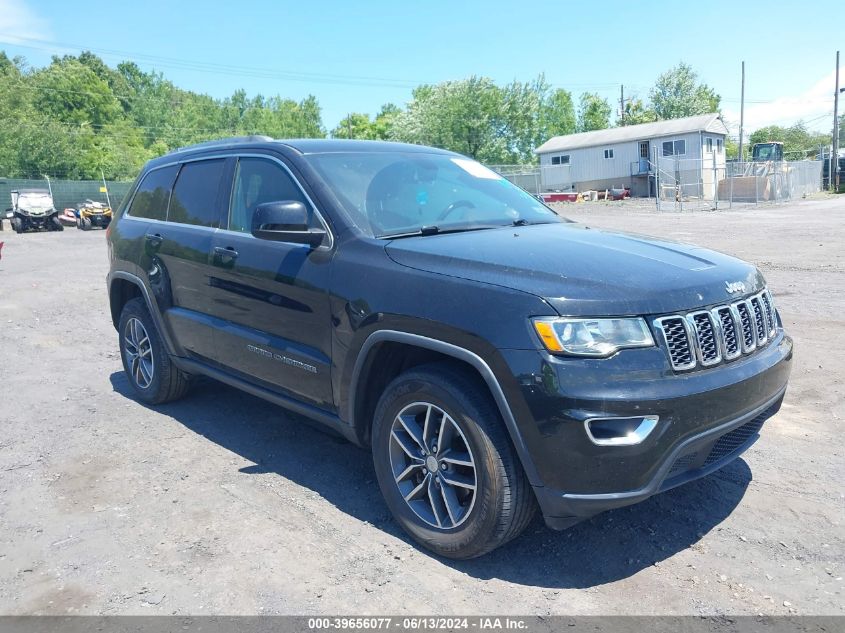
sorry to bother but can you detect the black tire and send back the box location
[372,363,536,559]
[10,217,23,234]
[81,217,92,231]
[50,216,64,231]
[118,297,191,405]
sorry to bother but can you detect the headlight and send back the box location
[533,317,654,357]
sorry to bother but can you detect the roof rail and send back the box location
[173,135,274,153]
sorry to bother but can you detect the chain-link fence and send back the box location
[0,178,134,213]
[655,157,823,211]
[487,165,543,194]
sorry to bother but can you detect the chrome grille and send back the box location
[761,291,776,336]
[690,312,720,365]
[750,296,767,344]
[656,317,695,370]
[735,302,756,351]
[714,306,741,359]
[655,290,778,372]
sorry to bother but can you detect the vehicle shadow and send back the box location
[110,372,752,589]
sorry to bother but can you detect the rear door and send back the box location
[205,154,335,410]
[152,157,231,360]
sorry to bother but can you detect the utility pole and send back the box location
[738,61,746,163]
[833,50,841,192]
[620,85,625,126]
[101,169,112,209]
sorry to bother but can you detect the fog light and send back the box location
[585,416,659,446]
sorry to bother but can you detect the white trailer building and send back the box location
[535,113,729,197]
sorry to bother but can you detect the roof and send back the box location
[170,137,454,157]
[535,113,728,154]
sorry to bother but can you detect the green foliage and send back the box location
[649,62,720,120]
[748,123,830,160]
[542,89,576,137]
[0,50,326,179]
[577,92,611,132]
[622,98,657,126]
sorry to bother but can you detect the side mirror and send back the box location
[251,200,327,247]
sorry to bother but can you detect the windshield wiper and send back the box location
[512,219,555,226]
[380,224,499,239]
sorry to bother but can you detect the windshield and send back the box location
[17,193,54,213]
[303,152,561,237]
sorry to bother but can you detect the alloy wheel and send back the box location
[388,401,477,529]
[123,317,154,389]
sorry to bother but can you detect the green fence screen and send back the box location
[0,178,135,213]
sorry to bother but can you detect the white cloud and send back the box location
[0,0,51,45]
[723,68,842,134]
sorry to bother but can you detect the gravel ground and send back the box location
[0,196,842,616]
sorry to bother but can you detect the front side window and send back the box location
[228,157,310,233]
[128,165,179,221]
[168,159,226,227]
[303,152,561,238]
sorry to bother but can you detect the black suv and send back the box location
[107,137,792,558]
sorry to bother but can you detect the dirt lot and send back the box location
[0,196,842,616]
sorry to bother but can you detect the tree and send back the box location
[622,98,657,125]
[32,57,121,127]
[541,88,576,138]
[390,77,509,162]
[748,122,830,160]
[372,103,400,140]
[577,92,611,132]
[332,112,376,139]
[649,62,720,120]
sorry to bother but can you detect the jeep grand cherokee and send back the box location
[106,137,793,559]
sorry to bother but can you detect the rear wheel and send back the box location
[371,363,536,559]
[118,297,191,404]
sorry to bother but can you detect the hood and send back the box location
[384,223,765,316]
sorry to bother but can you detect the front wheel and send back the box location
[372,363,536,559]
[49,216,64,231]
[10,217,23,234]
[118,297,191,405]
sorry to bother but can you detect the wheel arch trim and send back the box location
[349,329,542,486]
[108,271,178,356]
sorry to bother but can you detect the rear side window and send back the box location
[228,157,309,233]
[128,165,178,221]
[168,159,226,227]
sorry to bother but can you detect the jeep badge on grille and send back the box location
[725,281,746,294]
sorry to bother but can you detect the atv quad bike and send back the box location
[74,199,112,230]
[7,189,63,233]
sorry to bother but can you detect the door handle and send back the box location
[214,246,239,262]
[145,233,163,249]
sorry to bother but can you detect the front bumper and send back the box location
[499,330,793,528]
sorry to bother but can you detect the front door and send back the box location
[638,141,650,173]
[206,155,334,410]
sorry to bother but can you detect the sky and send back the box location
[0,0,842,138]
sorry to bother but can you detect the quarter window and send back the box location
[127,166,178,221]
[168,159,226,227]
[603,149,614,159]
[228,158,310,233]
